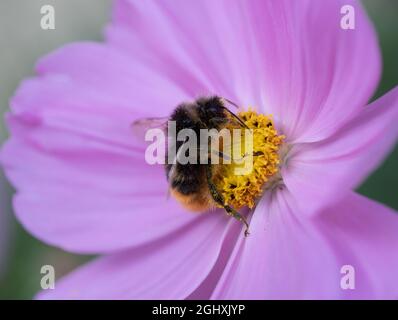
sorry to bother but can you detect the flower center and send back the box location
[214,109,284,209]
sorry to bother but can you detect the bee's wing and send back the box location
[132,116,171,200]
[131,116,169,141]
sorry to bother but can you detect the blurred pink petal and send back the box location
[212,191,398,299]
[107,0,380,142]
[283,86,398,216]
[0,43,199,253]
[211,191,340,299]
[2,125,198,253]
[315,192,398,299]
[37,213,234,299]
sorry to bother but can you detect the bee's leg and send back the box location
[224,205,250,237]
[205,165,250,236]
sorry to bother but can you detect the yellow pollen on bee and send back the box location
[214,109,284,209]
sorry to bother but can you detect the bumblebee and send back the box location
[133,96,250,236]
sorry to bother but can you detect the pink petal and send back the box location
[211,191,340,299]
[34,42,190,119]
[1,43,199,253]
[315,192,398,299]
[2,126,196,253]
[37,214,235,299]
[108,0,380,142]
[283,86,398,216]
[212,191,398,299]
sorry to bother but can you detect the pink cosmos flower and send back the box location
[1,0,398,299]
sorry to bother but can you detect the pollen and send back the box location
[214,109,284,209]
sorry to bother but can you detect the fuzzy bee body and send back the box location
[165,96,228,211]
[132,95,250,235]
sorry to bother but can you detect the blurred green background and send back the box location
[0,0,397,299]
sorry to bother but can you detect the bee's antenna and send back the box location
[221,97,240,110]
[220,97,249,129]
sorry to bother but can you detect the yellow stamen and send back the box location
[214,109,284,209]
